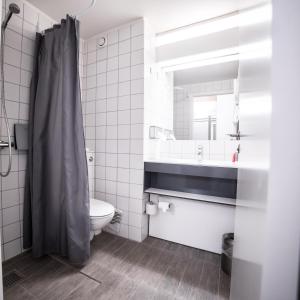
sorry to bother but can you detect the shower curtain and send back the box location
[23,16,90,265]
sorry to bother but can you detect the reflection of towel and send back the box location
[14,124,28,150]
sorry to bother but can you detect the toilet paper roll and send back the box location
[146,202,158,215]
[158,201,170,213]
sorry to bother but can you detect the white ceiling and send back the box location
[27,0,239,39]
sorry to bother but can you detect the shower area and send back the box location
[0,0,90,264]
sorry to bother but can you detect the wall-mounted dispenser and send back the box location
[14,124,28,150]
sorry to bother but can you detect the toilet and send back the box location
[89,198,115,240]
[86,149,115,240]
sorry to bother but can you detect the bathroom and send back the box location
[0,0,300,299]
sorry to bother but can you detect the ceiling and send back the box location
[27,0,240,39]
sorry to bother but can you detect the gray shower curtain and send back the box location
[23,16,90,265]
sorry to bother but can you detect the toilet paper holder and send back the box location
[158,201,171,213]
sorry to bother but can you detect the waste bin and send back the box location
[221,233,234,275]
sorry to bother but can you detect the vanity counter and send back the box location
[144,159,238,199]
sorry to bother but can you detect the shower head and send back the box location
[2,3,20,30]
[9,3,20,14]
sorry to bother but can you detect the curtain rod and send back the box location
[73,0,97,19]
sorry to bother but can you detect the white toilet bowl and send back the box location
[90,198,115,240]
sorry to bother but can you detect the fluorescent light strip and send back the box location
[156,5,272,47]
[162,54,239,73]
[158,40,271,72]
[157,47,239,69]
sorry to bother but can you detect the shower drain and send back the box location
[3,270,23,288]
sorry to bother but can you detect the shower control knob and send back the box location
[89,156,93,162]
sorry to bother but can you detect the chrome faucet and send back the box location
[197,145,204,161]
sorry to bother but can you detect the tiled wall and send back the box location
[173,88,192,140]
[146,139,239,162]
[81,19,148,242]
[0,0,55,261]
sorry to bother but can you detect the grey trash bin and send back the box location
[221,233,234,275]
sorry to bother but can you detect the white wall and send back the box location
[230,2,272,299]
[0,0,56,261]
[261,0,300,299]
[146,139,239,162]
[82,19,148,242]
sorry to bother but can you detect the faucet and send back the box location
[197,145,203,161]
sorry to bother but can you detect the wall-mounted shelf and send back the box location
[144,161,237,199]
[145,187,236,206]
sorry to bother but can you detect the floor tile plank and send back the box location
[2,233,230,300]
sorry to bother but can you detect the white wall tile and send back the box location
[131,50,144,66]
[106,139,118,153]
[130,169,144,185]
[131,64,144,80]
[130,154,143,170]
[97,60,107,73]
[5,29,22,49]
[131,124,143,139]
[119,53,130,68]
[106,153,117,167]
[131,35,144,51]
[117,182,129,197]
[118,95,130,111]
[119,81,130,96]
[118,154,130,168]
[119,27,131,41]
[130,184,143,199]
[87,50,97,64]
[22,21,36,40]
[108,44,118,58]
[107,98,118,112]
[131,79,144,94]
[107,84,118,98]
[106,167,117,181]
[4,46,21,67]
[118,125,130,139]
[83,19,146,242]
[106,125,118,139]
[129,226,142,242]
[107,31,118,45]
[117,168,130,183]
[118,140,130,153]
[119,39,131,54]
[131,21,144,37]
[2,189,19,208]
[97,47,107,61]
[117,196,129,212]
[118,110,130,124]
[3,222,20,243]
[131,109,143,124]
[107,70,118,85]
[119,67,130,82]
[107,56,118,71]
[24,3,38,25]
[131,94,144,109]
[4,239,21,260]
[3,205,19,226]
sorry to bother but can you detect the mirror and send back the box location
[172,62,238,141]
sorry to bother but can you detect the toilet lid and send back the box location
[90,198,115,217]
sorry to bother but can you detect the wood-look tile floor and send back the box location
[3,233,230,300]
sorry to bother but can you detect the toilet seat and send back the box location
[90,198,115,218]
